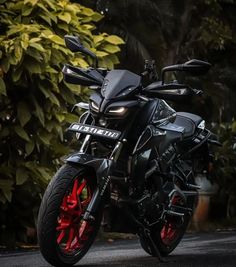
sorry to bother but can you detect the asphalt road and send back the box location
[0,231,236,267]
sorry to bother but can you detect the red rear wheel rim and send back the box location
[56,177,94,254]
[160,222,179,245]
[160,195,183,245]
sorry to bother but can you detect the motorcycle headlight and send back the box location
[90,101,99,112]
[107,107,127,115]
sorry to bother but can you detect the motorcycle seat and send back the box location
[174,112,203,138]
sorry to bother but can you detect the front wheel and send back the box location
[37,164,103,266]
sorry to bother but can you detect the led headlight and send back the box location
[108,107,127,115]
[90,101,99,112]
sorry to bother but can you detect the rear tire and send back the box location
[139,176,197,257]
[37,164,102,266]
[139,214,191,256]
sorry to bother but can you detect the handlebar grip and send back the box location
[193,89,203,96]
[141,70,149,77]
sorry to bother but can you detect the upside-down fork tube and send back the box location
[65,141,124,221]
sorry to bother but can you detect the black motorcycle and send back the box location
[37,35,220,266]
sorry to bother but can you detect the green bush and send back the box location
[0,0,124,246]
[211,122,236,218]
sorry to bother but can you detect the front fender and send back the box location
[65,152,113,183]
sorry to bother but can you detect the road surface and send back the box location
[0,231,236,266]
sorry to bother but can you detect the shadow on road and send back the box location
[77,253,236,267]
[1,232,236,267]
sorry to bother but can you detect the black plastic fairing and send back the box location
[63,64,104,86]
[143,83,194,102]
[101,70,141,100]
[131,100,159,139]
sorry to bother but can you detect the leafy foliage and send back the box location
[0,0,123,246]
[210,122,236,218]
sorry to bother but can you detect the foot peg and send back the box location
[186,183,201,190]
[165,210,185,217]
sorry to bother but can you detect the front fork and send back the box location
[81,135,126,221]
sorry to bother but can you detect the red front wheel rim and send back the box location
[56,177,94,254]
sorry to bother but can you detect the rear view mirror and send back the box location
[183,59,211,75]
[161,59,211,83]
[64,35,98,68]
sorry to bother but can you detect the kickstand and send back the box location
[144,229,166,263]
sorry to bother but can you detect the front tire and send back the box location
[37,164,102,266]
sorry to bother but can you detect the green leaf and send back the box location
[61,88,76,104]
[14,125,30,142]
[91,12,103,22]
[82,7,94,16]
[231,122,236,134]
[103,44,120,54]
[47,34,65,45]
[0,179,14,202]
[109,54,120,65]
[105,35,125,45]
[38,132,51,145]
[1,58,10,73]
[24,0,38,6]
[64,113,79,123]
[96,51,109,57]
[17,102,31,127]
[25,48,43,62]
[29,42,45,52]
[7,25,25,37]
[21,33,29,49]
[43,0,56,11]
[24,58,41,73]
[0,127,10,138]
[33,99,45,126]
[0,77,6,96]
[58,13,71,24]
[22,5,33,16]
[65,82,81,94]
[12,67,23,82]
[3,189,12,202]
[39,84,60,106]
[57,22,69,32]
[101,57,114,69]
[39,13,52,26]
[16,168,28,185]
[93,35,104,45]
[45,66,58,74]
[72,57,89,68]
[25,140,35,155]
[55,124,63,141]
[29,37,41,43]
[55,113,65,123]
[37,167,51,181]
[14,45,23,62]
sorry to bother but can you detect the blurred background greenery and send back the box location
[0,0,236,247]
